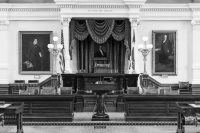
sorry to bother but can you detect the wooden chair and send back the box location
[127,87,139,95]
[0,113,4,127]
[143,86,158,95]
[28,80,39,87]
[40,87,56,95]
[179,81,191,94]
[14,80,26,95]
[158,86,179,95]
[59,87,72,95]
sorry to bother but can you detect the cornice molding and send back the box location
[191,8,200,11]
[58,4,129,8]
[141,8,191,12]
[0,8,60,12]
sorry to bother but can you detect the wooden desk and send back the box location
[0,95,74,122]
[0,102,24,133]
[124,95,200,121]
[176,102,200,133]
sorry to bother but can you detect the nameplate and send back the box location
[161,75,168,78]
[94,125,106,129]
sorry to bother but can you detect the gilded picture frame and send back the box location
[19,31,53,75]
[152,30,177,75]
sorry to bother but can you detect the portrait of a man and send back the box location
[19,31,53,74]
[94,45,107,57]
[152,31,176,75]
[25,38,42,71]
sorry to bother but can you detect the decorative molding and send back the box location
[0,20,9,30]
[193,25,200,30]
[191,19,200,30]
[0,8,60,12]
[141,8,191,12]
[191,19,200,25]
[58,5,129,9]
[129,18,140,27]
[191,8,200,11]
[127,5,142,8]
[61,18,71,26]
[11,8,60,12]
[0,8,9,11]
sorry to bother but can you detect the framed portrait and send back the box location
[19,31,53,75]
[152,30,177,75]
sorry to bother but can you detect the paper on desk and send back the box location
[189,104,200,108]
[0,104,11,108]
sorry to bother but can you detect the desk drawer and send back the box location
[5,109,15,113]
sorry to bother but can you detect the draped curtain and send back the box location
[70,19,131,73]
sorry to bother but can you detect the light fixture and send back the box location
[48,36,63,75]
[138,37,153,74]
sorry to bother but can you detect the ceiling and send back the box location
[0,0,199,3]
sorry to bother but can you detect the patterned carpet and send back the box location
[22,113,177,126]
[1,113,200,133]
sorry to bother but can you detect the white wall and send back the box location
[7,20,61,83]
[137,20,193,84]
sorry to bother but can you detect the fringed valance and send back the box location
[75,20,89,41]
[86,19,114,44]
[111,20,125,41]
[74,19,125,44]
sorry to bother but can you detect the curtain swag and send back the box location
[74,19,126,44]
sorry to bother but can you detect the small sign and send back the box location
[94,125,106,129]
[34,75,40,79]
[161,75,168,78]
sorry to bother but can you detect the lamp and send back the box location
[48,36,63,75]
[138,37,153,74]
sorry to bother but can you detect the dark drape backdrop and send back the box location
[69,19,131,73]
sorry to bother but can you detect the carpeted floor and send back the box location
[1,125,200,133]
[1,113,200,133]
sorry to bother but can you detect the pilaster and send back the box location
[61,17,72,73]
[191,19,200,84]
[0,20,9,84]
[129,18,140,74]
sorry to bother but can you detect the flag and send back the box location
[59,29,65,73]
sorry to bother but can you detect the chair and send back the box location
[19,89,30,95]
[143,86,158,95]
[127,87,139,95]
[40,87,56,95]
[28,80,39,87]
[59,87,72,95]
[179,81,191,94]
[14,80,26,94]
[160,86,179,95]
[0,113,4,127]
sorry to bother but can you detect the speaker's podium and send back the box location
[92,58,110,73]
[85,82,116,121]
